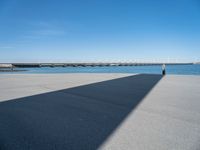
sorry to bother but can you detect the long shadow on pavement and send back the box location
[0,74,162,150]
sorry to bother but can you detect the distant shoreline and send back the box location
[0,62,194,68]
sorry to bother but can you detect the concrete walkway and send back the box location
[0,74,200,150]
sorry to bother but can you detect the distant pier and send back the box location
[0,62,194,69]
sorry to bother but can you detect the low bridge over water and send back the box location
[0,62,194,68]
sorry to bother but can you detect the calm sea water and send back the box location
[1,64,200,75]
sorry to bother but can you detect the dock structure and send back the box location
[0,73,200,150]
[0,62,194,68]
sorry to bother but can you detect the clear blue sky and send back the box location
[0,0,200,63]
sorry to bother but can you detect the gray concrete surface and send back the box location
[0,74,200,150]
[0,74,132,102]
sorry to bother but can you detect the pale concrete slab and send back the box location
[100,75,200,150]
[0,73,132,102]
[0,74,199,150]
